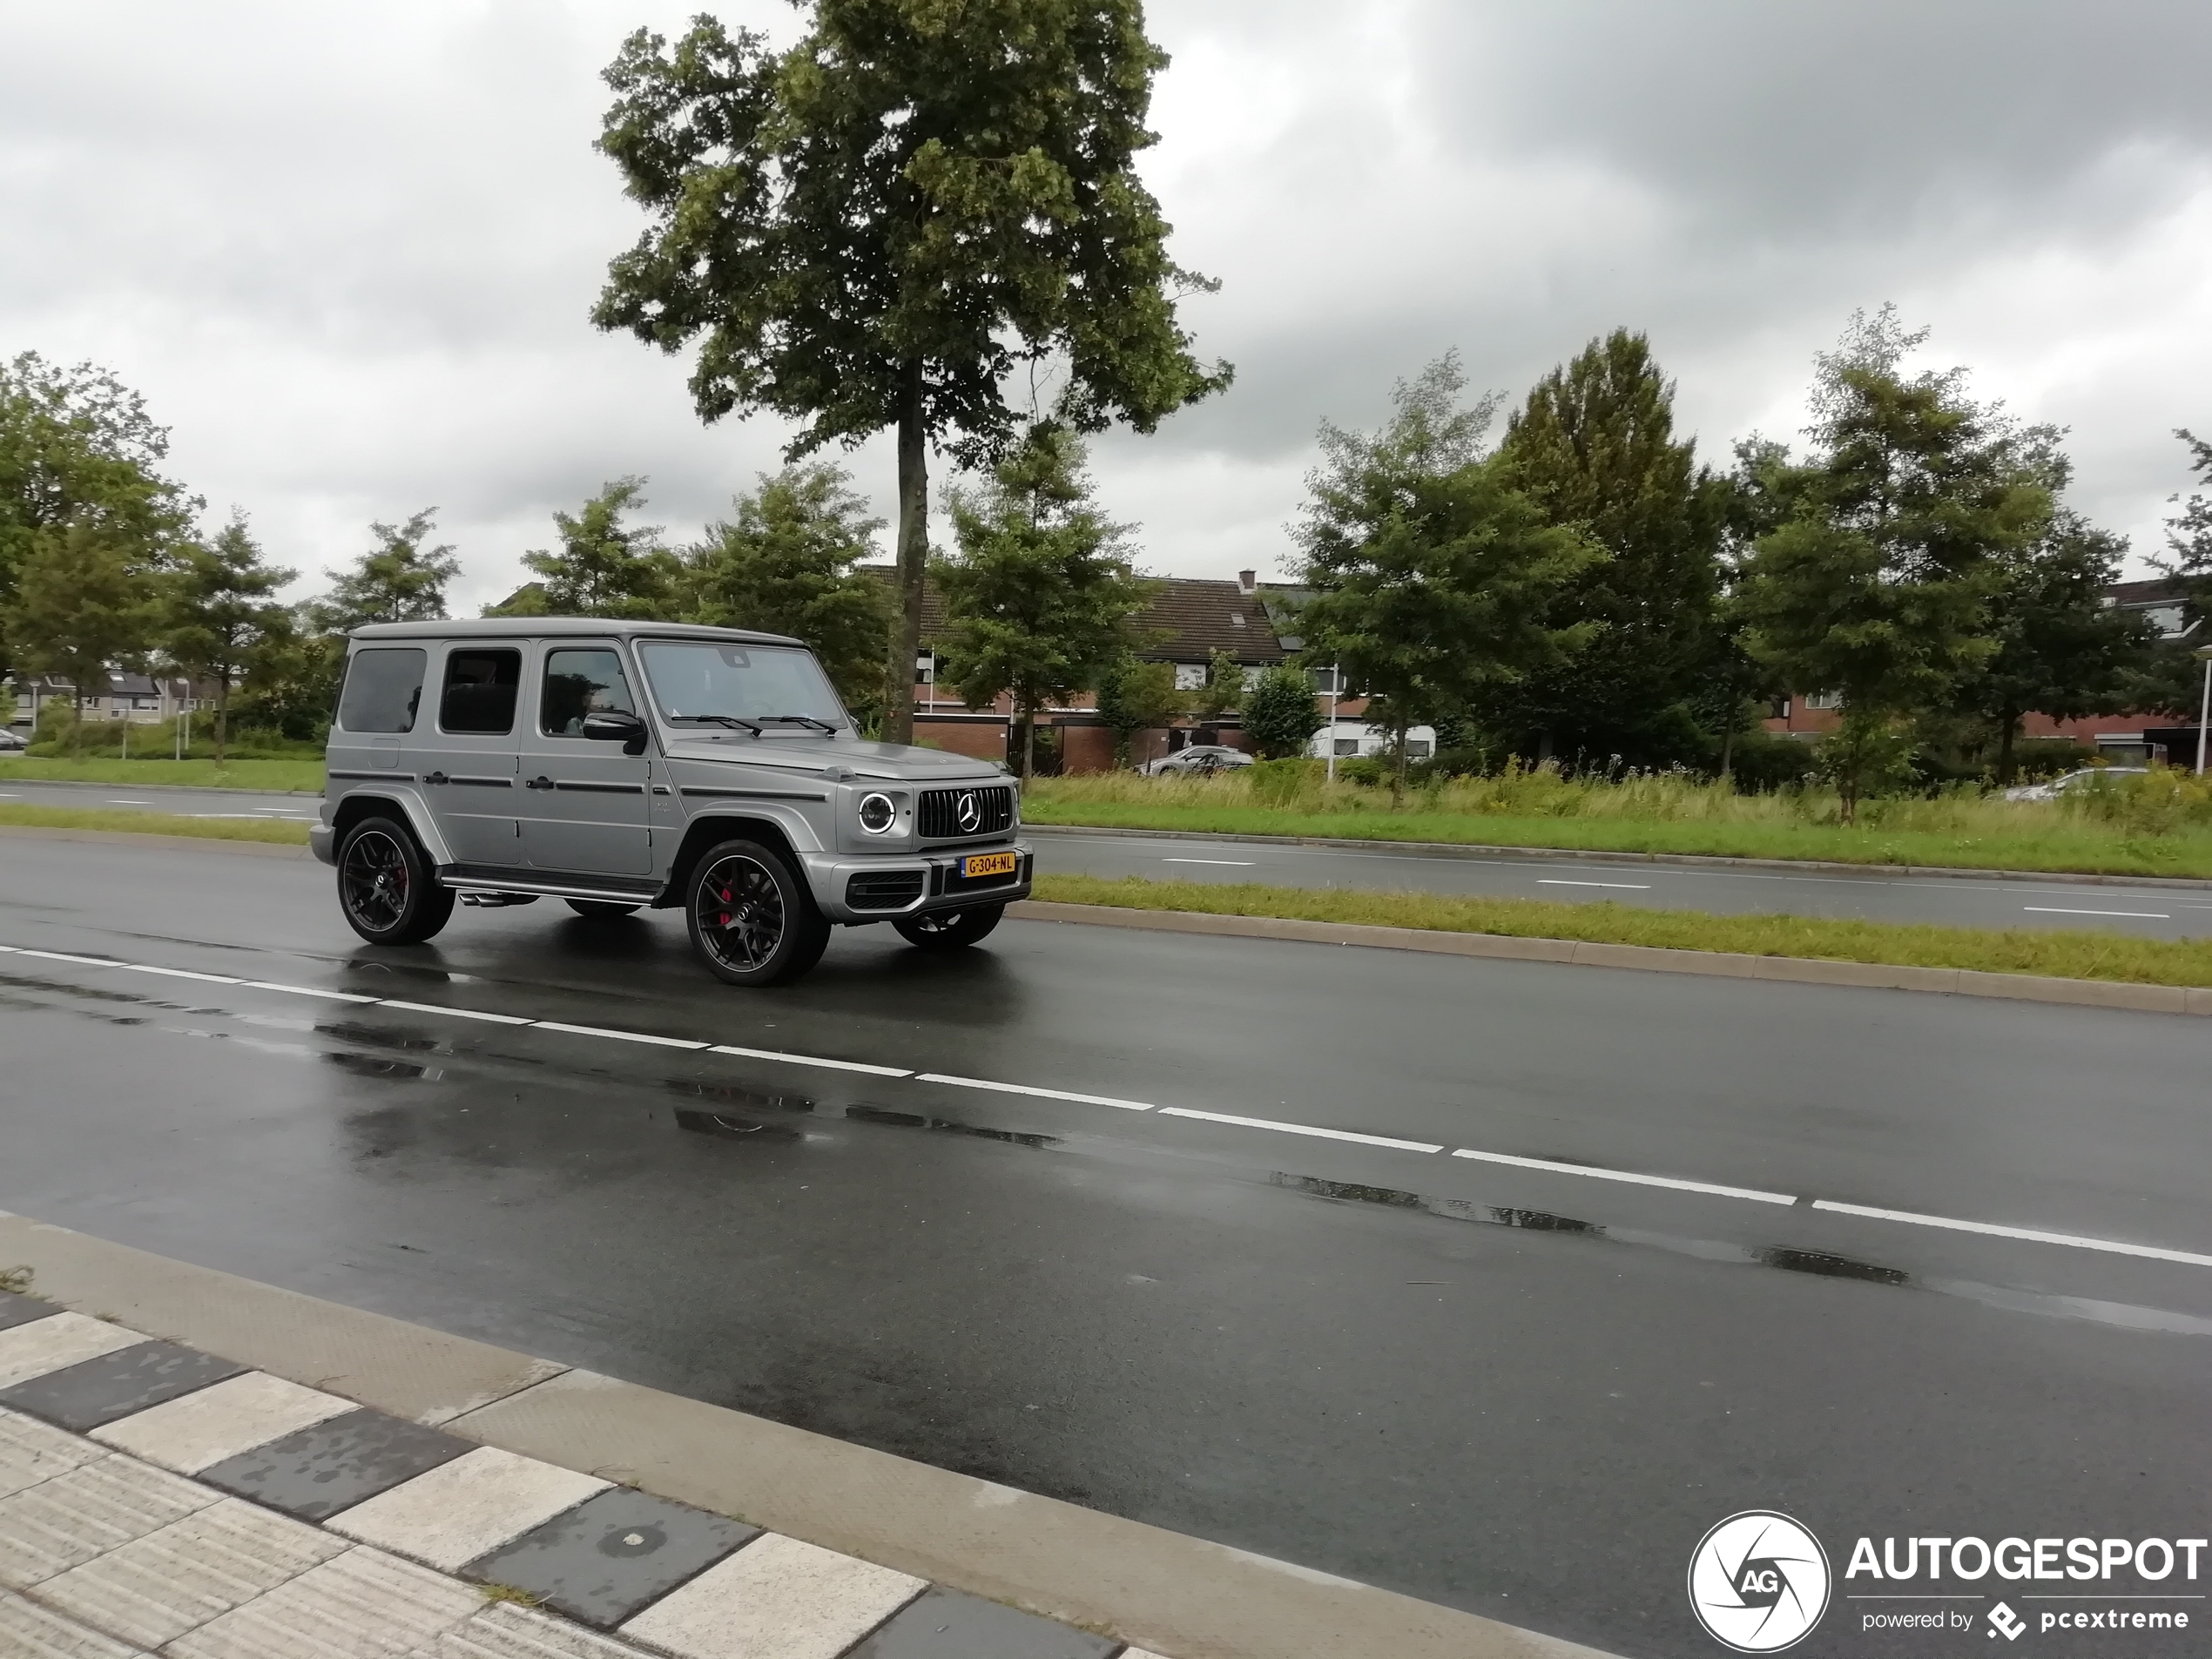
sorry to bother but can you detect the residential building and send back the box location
[8,673,209,731]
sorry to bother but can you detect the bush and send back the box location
[1722,730,1818,793]
[1248,757,1322,806]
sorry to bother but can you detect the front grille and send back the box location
[918,784,1015,840]
[846,870,926,911]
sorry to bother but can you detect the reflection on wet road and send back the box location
[1,835,2208,1659]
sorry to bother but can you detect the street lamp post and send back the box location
[1323,663,1341,784]
[2195,644,2212,777]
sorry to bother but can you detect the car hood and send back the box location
[661,732,1008,784]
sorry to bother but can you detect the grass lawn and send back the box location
[0,757,325,792]
[0,804,313,844]
[1030,872,2212,989]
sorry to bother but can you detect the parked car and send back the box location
[0,729,26,752]
[313,618,1031,987]
[2002,765,2147,802]
[1140,745,1254,776]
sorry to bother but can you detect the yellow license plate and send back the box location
[961,851,1018,879]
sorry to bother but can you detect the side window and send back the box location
[541,648,637,737]
[440,648,522,735]
[336,649,426,733]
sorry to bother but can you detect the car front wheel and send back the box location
[685,840,832,986]
[337,817,455,946]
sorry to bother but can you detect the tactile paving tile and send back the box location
[194,1406,471,1522]
[461,1485,758,1629]
[0,1291,63,1332]
[30,1494,347,1650]
[91,1371,355,1475]
[164,1544,484,1659]
[619,1532,925,1659]
[842,1587,1122,1659]
[0,1453,216,1589]
[436,1601,664,1659]
[0,1587,148,1659]
[0,1340,246,1432]
[0,1406,105,1501]
[0,1314,146,1391]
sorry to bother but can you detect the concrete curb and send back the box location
[0,1211,1619,1659]
[1024,820,2212,892]
[1007,900,2212,1018]
[0,823,313,858]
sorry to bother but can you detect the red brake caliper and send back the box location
[716,883,732,927]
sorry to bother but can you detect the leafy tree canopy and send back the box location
[164,513,299,764]
[4,518,166,752]
[1095,654,1185,765]
[1241,664,1325,760]
[313,510,462,632]
[496,477,679,620]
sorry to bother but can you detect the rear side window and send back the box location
[336,649,426,733]
[440,648,522,735]
[541,648,637,736]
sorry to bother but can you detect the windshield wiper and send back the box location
[668,713,764,734]
[754,714,840,733]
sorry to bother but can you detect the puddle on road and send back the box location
[673,1108,803,1143]
[1268,1170,2212,1339]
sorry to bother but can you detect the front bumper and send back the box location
[802,840,1033,923]
[309,823,338,867]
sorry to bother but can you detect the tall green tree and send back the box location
[2159,428,2212,614]
[590,4,1230,744]
[495,478,678,620]
[1190,646,1247,719]
[1956,509,2156,782]
[0,354,196,688]
[4,517,165,752]
[937,425,1153,779]
[685,464,892,714]
[1733,308,2053,820]
[313,510,461,631]
[1296,355,1604,805]
[1095,655,1185,766]
[1241,664,1326,760]
[164,514,298,765]
[1493,329,1729,766]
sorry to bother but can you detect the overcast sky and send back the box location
[4,0,2209,611]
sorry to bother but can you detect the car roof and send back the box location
[349,617,803,647]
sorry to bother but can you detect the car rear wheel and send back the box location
[337,817,455,946]
[565,899,639,919]
[685,840,831,986]
[893,903,1005,950]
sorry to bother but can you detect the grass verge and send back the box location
[0,805,313,845]
[1022,799,2212,880]
[1029,872,2212,988]
[0,757,324,792]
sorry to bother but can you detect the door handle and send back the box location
[425,771,448,786]
[525,776,553,790]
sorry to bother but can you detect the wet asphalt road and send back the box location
[7,771,2206,939]
[1,837,2209,1659]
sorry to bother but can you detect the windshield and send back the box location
[637,641,847,730]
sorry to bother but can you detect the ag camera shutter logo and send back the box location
[1689,1511,1831,1652]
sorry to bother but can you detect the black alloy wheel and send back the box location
[565,899,640,919]
[893,902,1005,950]
[337,817,455,946]
[685,839,831,987]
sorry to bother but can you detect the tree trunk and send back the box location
[1020,698,1036,783]
[1391,713,1410,809]
[882,362,927,747]
[215,672,231,768]
[1995,711,2019,786]
[1718,722,1736,786]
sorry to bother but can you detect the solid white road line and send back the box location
[12,948,116,965]
[240,981,380,1003]
[376,1000,536,1025]
[114,964,244,985]
[1161,858,1258,867]
[1450,1146,1798,1204]
[532,1020,711,1049]
[711,1043,912,1077]
[1810,1200,2212,1269]
[915,1072,1154,1111]
[1158,1106,1445,1155]
[2022,906,2170,919]
[1537,880,1651,890]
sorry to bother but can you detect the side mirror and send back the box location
[582,710,648,755]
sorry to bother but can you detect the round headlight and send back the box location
[858,792,897,833]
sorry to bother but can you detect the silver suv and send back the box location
[310,618,1031,986]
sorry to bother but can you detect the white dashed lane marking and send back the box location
[1160,858,1258,867]
[2022,906,2171,919]
[6,936,2209,1275]
[1537,880,1651,891]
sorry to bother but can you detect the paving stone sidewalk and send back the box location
[0,1291,1162,1659]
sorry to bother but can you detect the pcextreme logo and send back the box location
[1689,1511,1833,1652]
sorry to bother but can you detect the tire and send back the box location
[893,902,1005,950]
[685,839,832,987]
[566,899,640,919]
[337,817,455,946]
